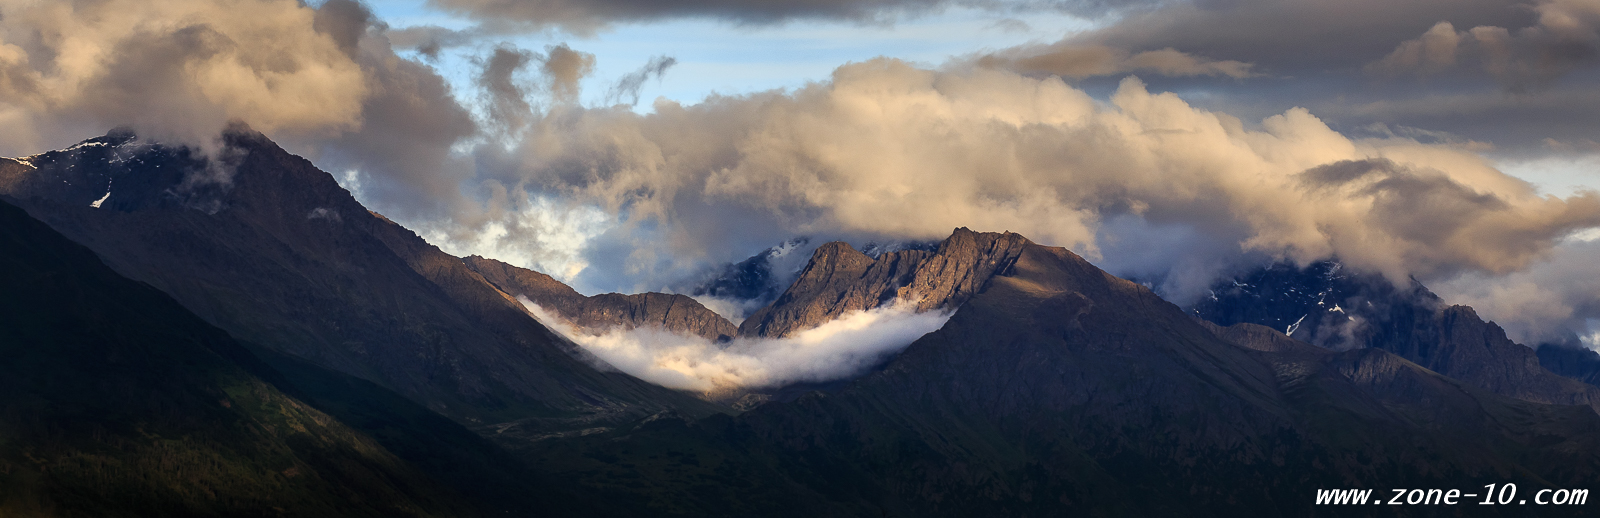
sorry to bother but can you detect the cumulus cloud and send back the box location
[424,58,1598,300]
[1368,21,1464,76]
[541,44,596,105]
[1369,2,1600,90]
[0,0,486,218]
[522,297,953,391]
[310,22,480,219]
[0,0,377,157]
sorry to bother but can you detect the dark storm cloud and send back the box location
[1078,0,1534,75]
[419,0,1157,34]
[426,0,948,32]
[971,0,1600,154]
[312,0,373,58]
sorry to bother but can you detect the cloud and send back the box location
[0,0,370,156]
[540,43,595,105]
[421,58,1598,300]
[1368,2,1600,90]
[477,45,539,131]
[1368,21,1464,76]
[976,44,1257,79]
[987,18,1031,33]
[0,0,485,219]
[605,56,677,107]
[307,21,479,220]
[967,0,1600,155]
[1434,238,1600,347]
[421,0,1087,35]
[386,25,480,61]
[1075,0,1534,77]
[522,297,953,391]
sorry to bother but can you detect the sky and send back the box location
[369,1,1099,108]
[0,0,1598,348]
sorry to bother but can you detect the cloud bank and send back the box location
[969,0,1600,154]
[1,0,1595,349]
[439,58,1598,304]
[522,298,952,391]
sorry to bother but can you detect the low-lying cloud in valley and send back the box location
[521,298,953,392]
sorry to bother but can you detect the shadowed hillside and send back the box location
[0,198,470,517]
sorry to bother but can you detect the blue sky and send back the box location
[370,1,1099,110]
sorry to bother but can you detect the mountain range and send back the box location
[4,128,1600,516]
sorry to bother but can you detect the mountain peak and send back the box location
[738,227,1031,338]
[1192,260,1600,413]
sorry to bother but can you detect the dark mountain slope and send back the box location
[0,128,718,428]
[1538,344,1600,386]
[516,234,1600,516]
[1190,261,1600,412]
[0,199,471,517]
[463,255,738,341]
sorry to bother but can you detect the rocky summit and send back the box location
[1190,261,1600,412]
[6,129,1600,517]
[740,229,1030,338]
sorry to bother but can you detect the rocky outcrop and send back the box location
[1191,261,1600,413]
[738,227,1030,338]
[463,256,739,341]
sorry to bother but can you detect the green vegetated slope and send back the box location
[0,199,473,517]
[512,236,1600,517]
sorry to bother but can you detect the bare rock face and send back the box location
[1192,261,1600,413]
[739,227,1031,338]
[463,256,739,341]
